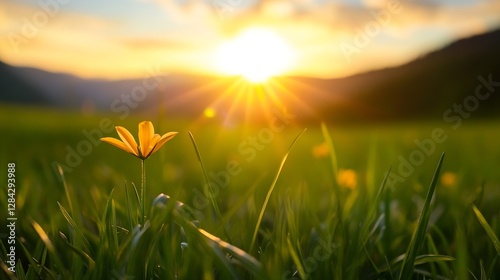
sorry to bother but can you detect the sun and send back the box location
[214,27,294,83]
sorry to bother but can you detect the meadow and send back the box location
[1,104,500,279]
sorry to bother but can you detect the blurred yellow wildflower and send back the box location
[101,121,178,160]
[440,171,457,188]
[338,169,357,190]
[312,142,329,158]
[204,107,216,118]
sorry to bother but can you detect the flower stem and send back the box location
[141,159,146,227]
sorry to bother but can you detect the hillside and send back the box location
[1,29,499,123]
[315,29,500,122]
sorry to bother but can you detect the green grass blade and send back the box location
[360,165,392,248]
[250,128,306,252]
[15,260,26,280]
[111,199,119,251]
[31,220,68,278]
[143,224,167,278]
[0,261,16,280]
[215,174,264,235]
[57,202,91,250]
[59,232,96,270]
[31,220,56,256]
[287,235,306,279]
[18,239,44,279]
[131,182,141,206]
[206,240,242,280]
[399,152,445,280]
[454,225,469,280]
[101,188,115,224]
[57,164,86,277]
[472,204,500,255]
[487,255,499,278]
[426,232,450,278]
[198,229,262,277]
[188,131,229,239]
[413,254,455,266]
[383,182,393,258]
[480,259,487,280]
[56,164,74,215]
[116,225,141,262]
[174,210,264,278]
[382,254,454,272]
[320,123,345,279]
[199,228,263,278]
[320,122,343,210]
[0,239,6,257]
[320,122,338,187]
[130,221,151,250]
[124,181,135,230]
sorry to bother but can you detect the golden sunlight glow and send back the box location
[204,107,216,118]
[214,27,294,83]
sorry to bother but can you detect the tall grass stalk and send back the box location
[399,152,445,280]
[188,131,230,241]
[141,159,146,226]
[249,128,306,252]
[472,204,500,255]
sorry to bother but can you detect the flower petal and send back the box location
[116,126,139,157]
[150,134,161,148]
[101,137,136,155]
[139,121,154,159]
[143,134,161,158]
[151,131,178,154]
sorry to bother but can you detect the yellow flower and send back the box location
[440,171,457,188]
[101,121,178,160]
[312,142,329,159]
[338,169,357,190]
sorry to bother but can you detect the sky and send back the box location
[1,0,499,80]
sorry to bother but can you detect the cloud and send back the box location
[157,0,498,29]
[2,0,499,78]
[57,0,500,78]
[0,1,122,48]
[121,37,209,51]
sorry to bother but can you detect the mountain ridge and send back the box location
[1,29,499,123]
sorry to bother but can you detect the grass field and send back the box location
[1,104,500,279]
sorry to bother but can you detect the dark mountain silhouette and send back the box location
[311,29,500,122]
[1,29,499,123]
[0,61,48,105]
